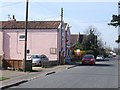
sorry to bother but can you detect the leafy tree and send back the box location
[108,14,120,43]
[81,29,97,50]
[108,15,120,27]
[115,35,120,43]
[71,26,105,58]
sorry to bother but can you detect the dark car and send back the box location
[82,54,96,65]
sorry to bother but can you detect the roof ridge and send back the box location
[0,21,61,22]
[0,21,61,29]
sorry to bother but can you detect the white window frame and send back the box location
[50,48,57,54]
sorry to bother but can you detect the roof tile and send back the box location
[0,21,61,29]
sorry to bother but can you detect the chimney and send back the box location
[12,15,16,21]
[13,15,15,19]
[8,15,16,21]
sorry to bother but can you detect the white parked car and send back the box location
[32,54,48,66]
[112,53,116,57]
[32,55,41,66]
[96,55,104,61]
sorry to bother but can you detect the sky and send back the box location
[0,0,119,49]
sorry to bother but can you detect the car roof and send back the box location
[32,55,41,57]
[32,54,40,56]
[84,54,94,56]
[97,55,103,57]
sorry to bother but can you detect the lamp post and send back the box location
[23,0,29,72]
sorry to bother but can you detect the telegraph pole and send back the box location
[118,2,120,68]
[60,8,64,64]
[23,0,29,72]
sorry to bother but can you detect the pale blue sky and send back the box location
[0,1,119,49]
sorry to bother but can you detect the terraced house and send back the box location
[0,18,71,69]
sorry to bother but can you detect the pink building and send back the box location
[0,31,3,56]
[0,30,3,66]
[0,20,71,64]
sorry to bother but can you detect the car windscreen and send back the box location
[32,55,40,58]
[97,55,103,57]
[83,55,94,59]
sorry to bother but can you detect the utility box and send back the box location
[25,54,32,72]
[26,60,32,72]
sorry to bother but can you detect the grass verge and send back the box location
[0,77,9,81]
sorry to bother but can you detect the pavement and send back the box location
[0,64,76,89]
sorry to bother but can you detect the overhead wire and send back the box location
[0,2,112,23]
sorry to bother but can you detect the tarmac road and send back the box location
[11,57,119,88]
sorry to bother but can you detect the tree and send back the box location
[115,35,120,43]
[71,26,105,57]
[80,28,98,57]
[82,26,102,50]
[108,14,120,43]
[82,26,108,57]
[108,15,120,27]
[97,38,104,49]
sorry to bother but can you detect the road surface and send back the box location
[12,57,119,88]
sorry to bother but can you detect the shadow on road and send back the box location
[76,63,114,67]
[94,63,114,67]
[96,60,109,62]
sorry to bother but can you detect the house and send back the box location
[70,33,84,46]
[0,30,3,67]
[0,19,71,68]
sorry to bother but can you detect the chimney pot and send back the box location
[13,15,15,19]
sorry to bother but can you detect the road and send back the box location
[12,57,119,88]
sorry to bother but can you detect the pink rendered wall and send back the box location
[28,30,58,61]
[0,31,3,55]
[3,29,59,61]
[3,30,24,60]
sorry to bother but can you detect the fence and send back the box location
[2,59,59,70]
[2,59,22,70]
